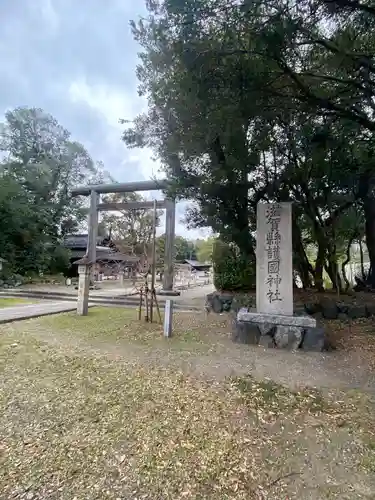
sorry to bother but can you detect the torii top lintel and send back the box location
[71,179,170,197]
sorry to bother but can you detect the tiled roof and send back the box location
[184,259,211,268]
[63,234,104,249]
[74,252,140,265]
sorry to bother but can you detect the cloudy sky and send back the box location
[0,0,208,239]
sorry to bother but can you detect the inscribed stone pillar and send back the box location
[256,202,293,316]
[77,264,90,316]
[163,299,173,337]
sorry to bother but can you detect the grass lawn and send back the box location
[0,308,374,499]
[0,297,34,308]
[27,307,227,354]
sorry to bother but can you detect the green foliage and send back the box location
[47,246,71,275]
[195,237,215,263]
[212,240,255,291]
[100,192,161,257]
[156,234,196,267]
[0,107,107,277]
[175,236,196,262]
[123,0,375,290]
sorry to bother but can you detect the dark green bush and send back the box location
[212,240,256,291]
[47,246,71,275]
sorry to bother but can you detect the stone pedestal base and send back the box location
[232,319,261,345]
[235,309,317,350]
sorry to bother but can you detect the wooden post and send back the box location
[150,200,157,322]
[153,289,162,324]
[144,284,149,322]
[138,288,143,321]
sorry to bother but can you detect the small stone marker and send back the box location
[119,272,124,287]
[164,299,173,338]
[77,264,90,316]
[256,202,293,316]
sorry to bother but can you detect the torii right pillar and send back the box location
[159,198,180,296]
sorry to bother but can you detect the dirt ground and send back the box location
[0,308,375,499]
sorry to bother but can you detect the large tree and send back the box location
[123,0,268,258]
[0,107,103,274]
[156,234,196,266]
[195,237,215,263]
[99,192,161,259]
[123,0,375,290]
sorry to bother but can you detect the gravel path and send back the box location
[0,301,79,324]
[11,309,375,395]
[90,342,375,394]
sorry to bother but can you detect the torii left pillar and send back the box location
[77,190,98,316]
[159,198,180,296]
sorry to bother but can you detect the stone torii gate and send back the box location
[71,179,179,315]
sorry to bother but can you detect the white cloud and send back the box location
[68,78,158,179]
[39,0,60,33]
[0,2,212,241]
[67,80,211,239]
[68,79,139,126]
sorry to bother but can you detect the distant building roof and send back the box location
[184,259,211,269]
[74,252,140,266]
[63,234,104,249]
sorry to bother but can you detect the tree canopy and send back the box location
[123,0,375,290]
[0,106,203,280]
[99,192,162,259]
[156,234,197,267]
[0,107,104,275]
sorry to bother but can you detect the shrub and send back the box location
[47,246,71,275]
[212,240,256,291]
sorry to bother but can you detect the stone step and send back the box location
[0,291,200,311]
[0,289,139,300]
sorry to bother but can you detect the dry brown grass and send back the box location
[0,308,374,499]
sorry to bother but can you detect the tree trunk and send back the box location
[364,197,375,287]
[315,243,325,291]
[359,239,366,279]
[235,230,255,260]
[342,234,356,292]
[292,216,313,289]
[325,257,342,291]
[297,260,312,289]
